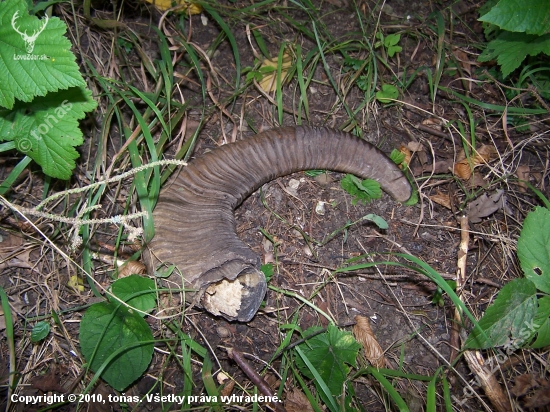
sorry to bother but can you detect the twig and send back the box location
[227,348,286,412]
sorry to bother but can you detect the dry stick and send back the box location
[454,215,513,412]
[226,348,286,412]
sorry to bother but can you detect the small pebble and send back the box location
[216,326,231,338]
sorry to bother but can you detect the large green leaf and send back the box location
[478,32,550,77]
[531,296,550,348]
[0,0,85,109]
[479,0,550,36]
[464,278,537,349]
[0,86,97,179]
[109,275,157,316]
[79,302,154,391]
[517,207,550,294]
[295,325,361,398]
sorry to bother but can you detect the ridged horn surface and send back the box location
[144,126,411,321]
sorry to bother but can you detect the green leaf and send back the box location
[387,45,402,58]
[478,32,550,77]
[390,149,406,165]
[295,325,361,398]
[31,320,50,342]
[79,302,154,391]
[154,264,176,278]
[479,0,550,36]
[384,33,401,47]
[518,207,550,293]
[517,207,550,294]
[375,84,399,103]
[464,278,537,349]
[531,296,550,348]
[261,263,274,282]
[0,0,85,109]
[0,86,97,179]
[341,174,382,205]
[363,213,388,230]
[110,275,156,316]
[384,34,402,57]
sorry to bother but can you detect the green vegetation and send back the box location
[479,0,550,77]
[1,0,549,410]
[466,205,550,350]
[340,174,382,204]
[0,0,96,185]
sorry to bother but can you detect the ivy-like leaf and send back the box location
[0,86,97,179]
[79,302,154,391]
[375,84,399,103]
[0,0,85,109]
[295,325,360,399]
[464,278,537,349]
[517,207,550,294]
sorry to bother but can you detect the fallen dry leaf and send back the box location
[145,0,202,13]
[407,141,424,152]
[467,190,505,223]
[353,315,386,368]
[421,117,443,129]
[469,173,487,188]
[430,191,452,210]
[399,144,412,168]
[524,381,550,409]
[285,388,314,412]
[511,373,539,397]
[452,48,472,76]
[67,275,84,293]
[88,383,113,412]
[516,165,530,192]
[454,145,498,180]
[118,260,147,278]
[453,160,474,180]
[31,366,66,393]
[220,379,235,396]
[258,52,293,93]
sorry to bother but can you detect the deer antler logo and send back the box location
[11,11,49,54]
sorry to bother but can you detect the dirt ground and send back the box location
[1,0,549,411]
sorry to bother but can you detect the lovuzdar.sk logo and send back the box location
[11,10,48,54]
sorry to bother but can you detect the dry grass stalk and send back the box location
[453,216,513,411]
[463,350,512,412]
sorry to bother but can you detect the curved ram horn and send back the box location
[143,126,411,321]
